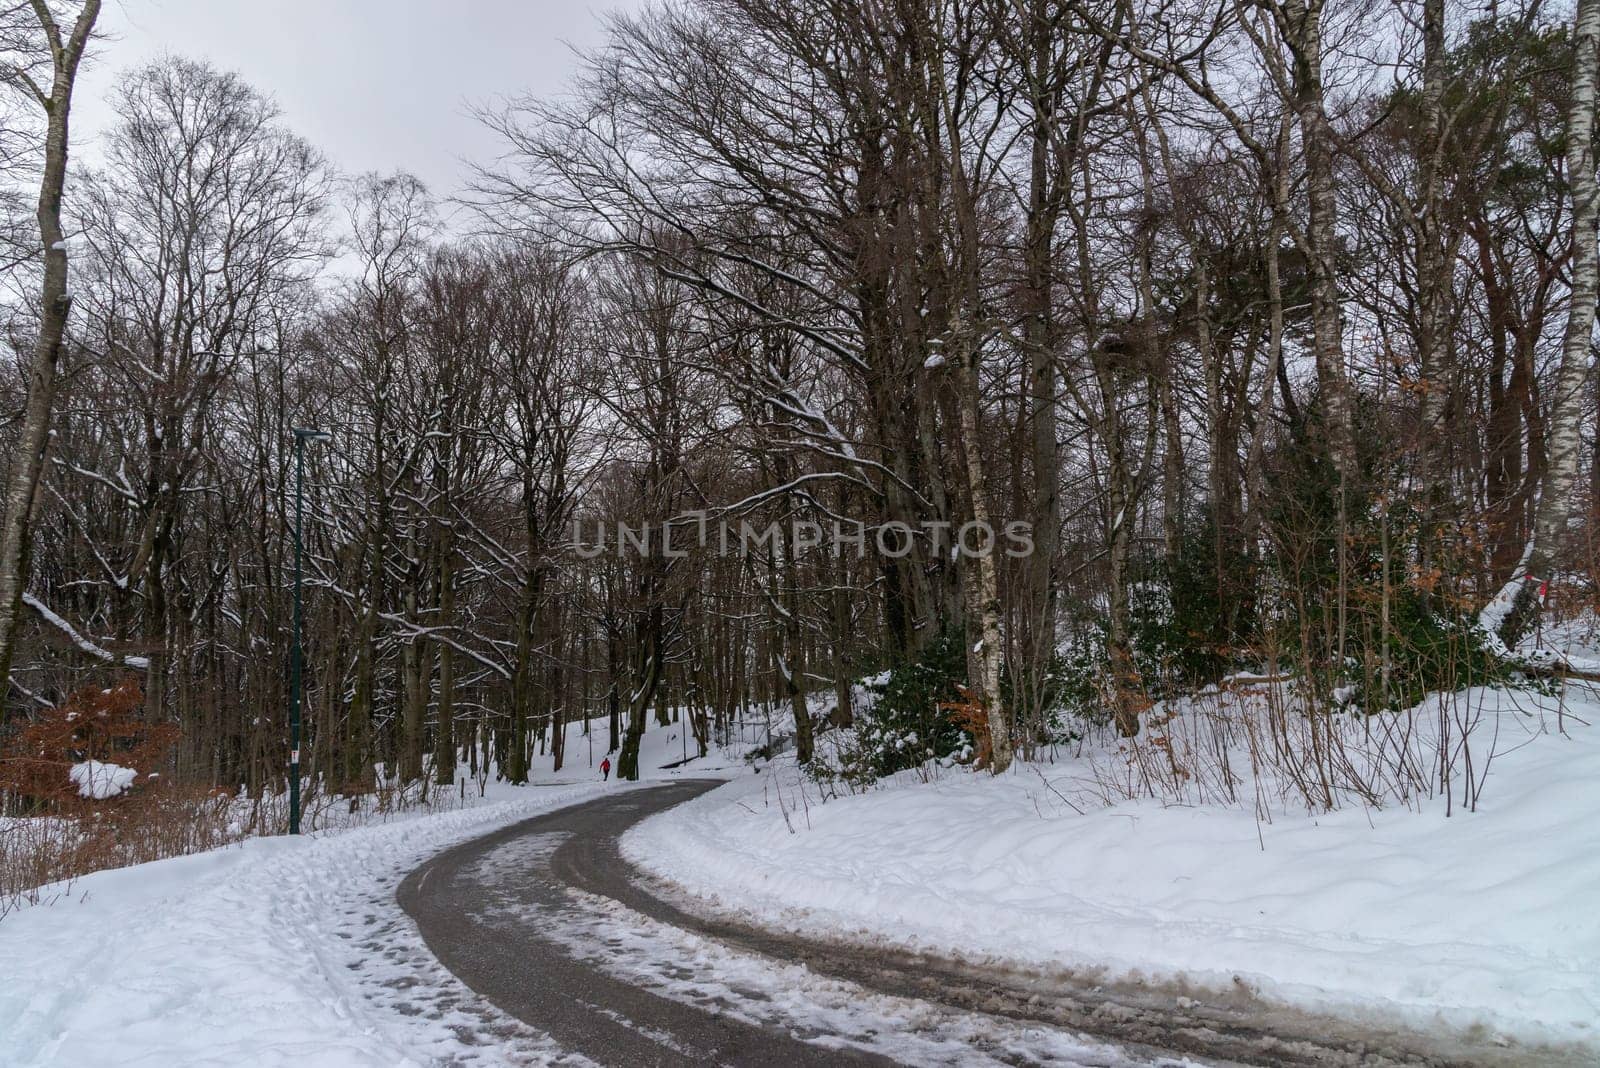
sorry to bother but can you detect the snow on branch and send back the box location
[22,592,150,669]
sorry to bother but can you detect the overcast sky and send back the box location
[74,0,640,202]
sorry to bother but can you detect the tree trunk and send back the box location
[0,1,102,713]
[398,570,430,783]
[830,572,854,729]
[505,566,542,784]
[953,333,1014,772]
[1021,21,1061,742]
[1414,0,1451,497]
[1494,0,1600,646]
[617,603,664,781]
[433,530,456,785]
[606,623,621,753]
[1287,0,1359,483]
[1104,394,1139,738]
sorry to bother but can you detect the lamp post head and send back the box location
[292,427,331,443]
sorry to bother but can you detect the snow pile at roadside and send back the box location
[624,682,1600,1052]
[0,780,625,1067]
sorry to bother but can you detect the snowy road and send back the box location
[397,780,1452,1067]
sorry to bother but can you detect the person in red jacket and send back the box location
[600,757,611,781]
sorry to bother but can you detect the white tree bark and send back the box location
[1489,0,1600,648]
[1285,0,1360,484]
[953,332,1014,773]
[1414,0,1452,502]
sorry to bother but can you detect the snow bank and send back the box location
[624,682,1600,1053]
[0,710,748,1067]
[0,780,624,1066]
[67,760,138,800]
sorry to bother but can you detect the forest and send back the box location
[0,0,1595,825]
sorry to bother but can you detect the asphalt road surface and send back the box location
[397,779,1533,1068]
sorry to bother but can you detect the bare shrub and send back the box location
[0,678,474,920]
[1069,671,1555,824]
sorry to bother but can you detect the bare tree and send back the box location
[1491,0,1600,648]
[0,0,99,712]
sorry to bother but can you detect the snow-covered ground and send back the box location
[624,681,1600,1058]
[0,786,610,1067]
[522,711,762,784]
[0,715,740,1068]
[8,679,1597,1064]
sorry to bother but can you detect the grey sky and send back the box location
[75,0,640,200]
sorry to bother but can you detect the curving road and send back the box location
[397,780,897,1065]
[397,779,1521,1068]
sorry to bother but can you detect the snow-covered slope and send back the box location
[0,714,740,1068]
[624,682,1600,1054]
[520,712,755,784]
[0,782,620,1067]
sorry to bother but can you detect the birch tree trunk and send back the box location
[1414,0,1451,502]
[1492,0,1600,647]
[0,0,101,712]
[1410,0,1458,622]
[1285,0,1360,484]
[953,330,1014,773]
